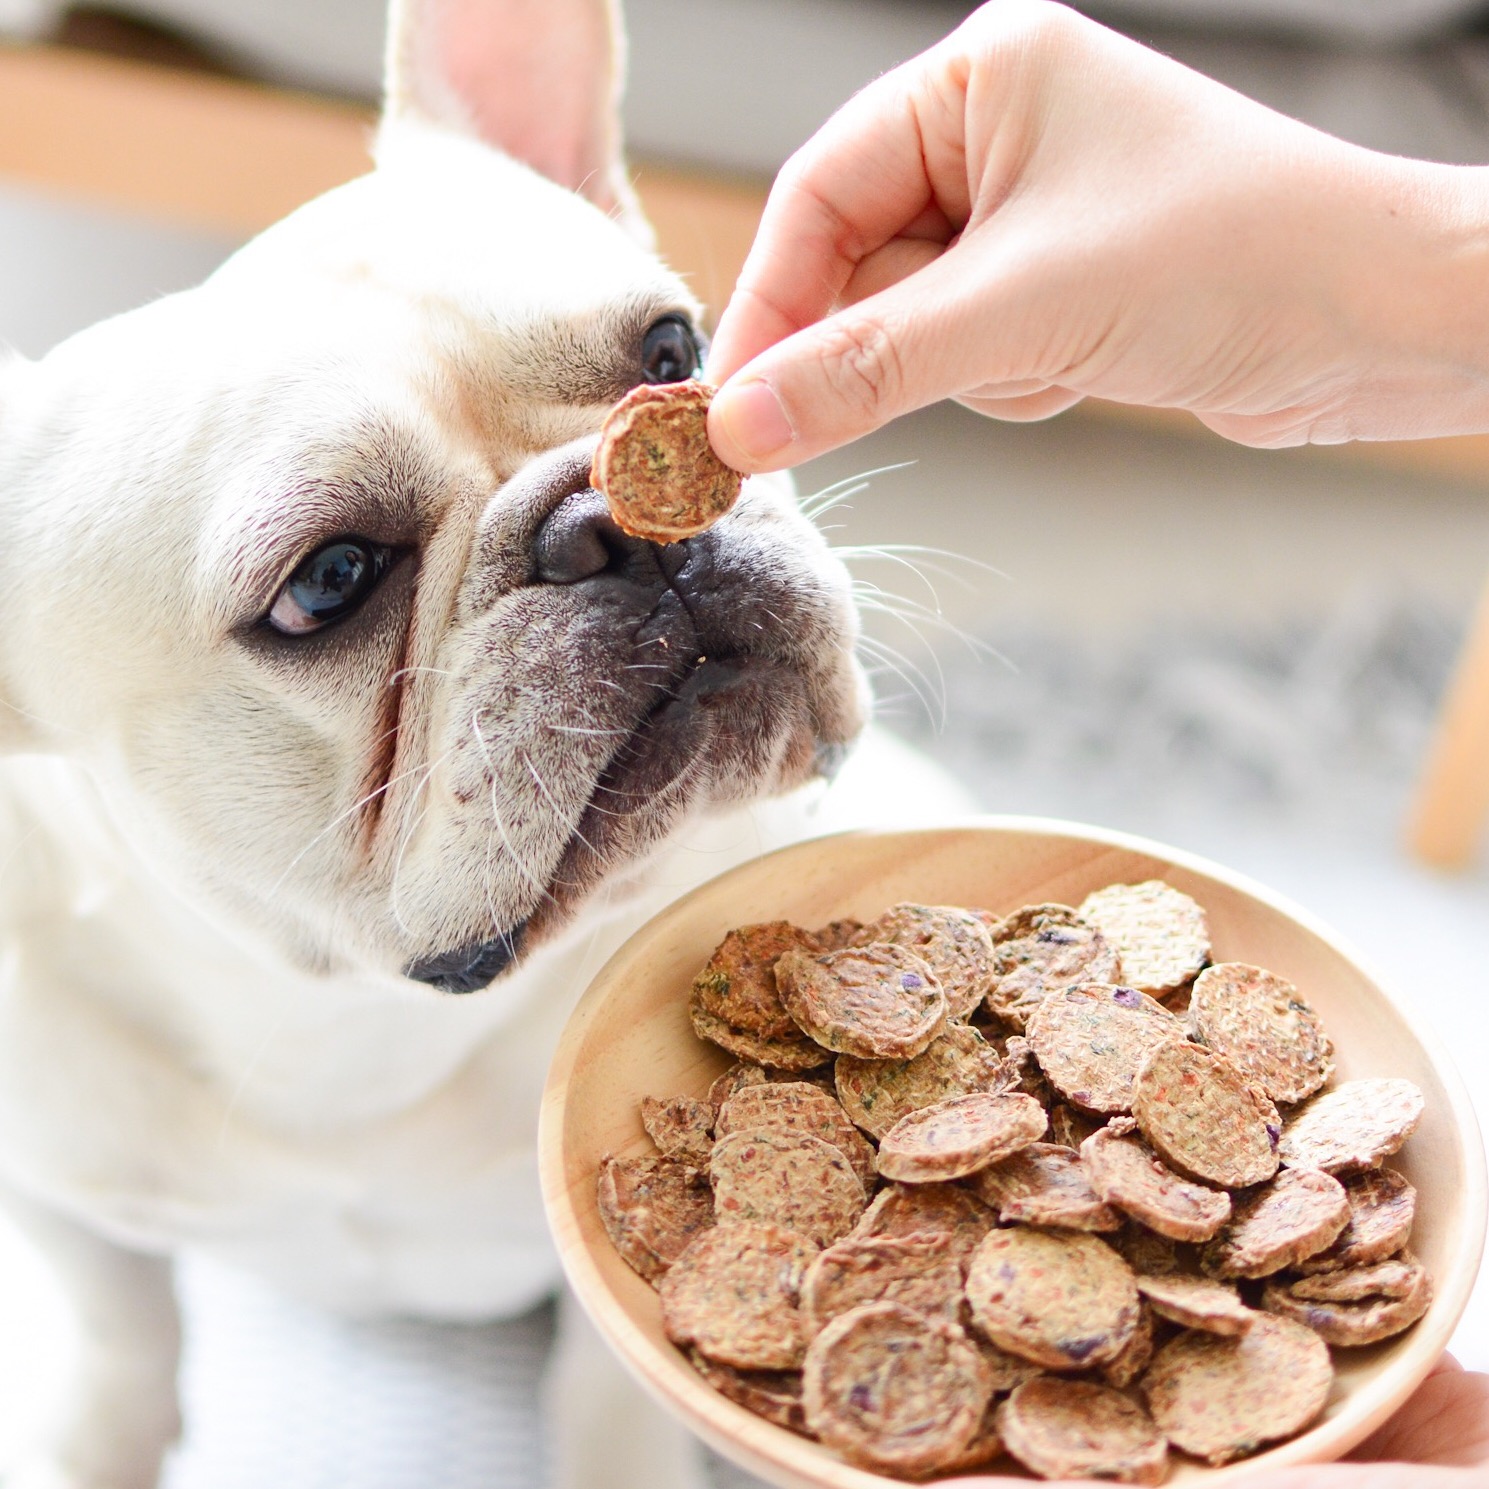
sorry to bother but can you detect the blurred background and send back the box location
[1,1,1488,1484]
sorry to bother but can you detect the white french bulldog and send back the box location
[0,2,965,1485]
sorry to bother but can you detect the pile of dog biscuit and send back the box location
[597,883,1431,1482]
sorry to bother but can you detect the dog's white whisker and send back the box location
[798,460,916,520]
[470,710,556,910]
[856,633,948,730]
[387,748,455,934]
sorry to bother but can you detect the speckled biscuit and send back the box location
[1027,983,1184,1116]
[974,1336,1048,1393]
[776,944,947,1060]
[1279,1078,1425,1176]
[814,918,866,951]
[932,1402,1006,1477]
[716,1080,877,1191]
[1080,1125,1232,1242]
[1133,1036,1282,1188]
[691,922,823,1040]
[876,1091,1047,1183]
[1100,1303,1156,1389]
[689,1006,833,1072]
[1077,880,1210,999]
[1110,1222,1183,1277]
[801,1234,966,1333]
[964,1228,1140,1371]
[596,1154,714,1281]
[996,1378,1168,1485]
[1295,1169,1418,1274]
[1200,1167,1351,1279]
[1136,1274,1257,1335]
[640,1095,716,1165]
[1263,1257,1432,1346]
[999,1033,1054,1106]
[591,380,742,542]
[1048,1102,1102,1151]
[803,1302,994,1476]
[853,903,996,1020]
[685,1349,808,1435]
[985,905,1122,1028]
[1143,1314,1334,1465]
[848,1181,996,1268]
[1288,1254,1422,1302]
[834,1023,1007,1140]
[707,1062,771,1107]
[966,1142,1122,1231]
[1187,962,1334,1104]
[659,1220,816,1370]
[710,1131,867,1246]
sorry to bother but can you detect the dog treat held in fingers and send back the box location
[716,1080,877,1190]
[597,1154,715,1281]
[802,1301,994,1476]
[985,904,1121,1028]
[997,1378,1168,1485]
[1199,1167,1350,1279]
[1295,1169,1418,1274]
[1026,983,1184,1115]
[1135,1274,1257,1336]
[1262,1255,1433,1346]
[1187,962,1334,1103]
[1080,1125,1232,1241]
[775,944,946,1059]
[1143,1314,1334,1465]
[966,1141,1122,1231]
[590,379,743,542]
[852,903,997,1020]
[1077,881,1210,999]
[710,1130,866,1246]
[834,1022,1007,1140]
[1132,1037,1282,1188]
[1278,1078,1426,1175]
[659,1220,816,1370]
[875,1090,1047,1182]
[964,1227,1140,1371]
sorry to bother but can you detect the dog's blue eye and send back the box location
[640,316,700,385]
[268,537,390,636]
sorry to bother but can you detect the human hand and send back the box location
[705,0,1489,471]
[937,1354,1489,1488]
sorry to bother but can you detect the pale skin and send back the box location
[703,1,1489,1477]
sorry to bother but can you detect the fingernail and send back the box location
[712,378,795,465]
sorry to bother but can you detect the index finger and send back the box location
[705,43,971,384]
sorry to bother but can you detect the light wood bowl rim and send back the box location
[539,815,1487,1488]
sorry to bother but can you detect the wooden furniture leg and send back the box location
[1408,570,1489,869]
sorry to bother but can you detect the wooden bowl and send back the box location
[539,817,1487,1487]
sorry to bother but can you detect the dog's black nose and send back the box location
[534,488,658,584]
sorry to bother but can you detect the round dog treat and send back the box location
[849,1181,996,1267]
[1279,1078,1425,1176]
[659,1220,816,1370]
[1077,880,1210,999]
[1027,983,1184,1116]
[640,1095,716,1165]
[590,379,742,542]
[691,922,824,1042]
[716,1080,877,1191]
[1143,1314,1333,1465]
[835,1022,1007,1140]
[999,1033,1054,1106]
[876,1091,1047,1183]
[997,1378,1168,1485]
[965,1228,1140,1370]
[1103,1304,1156,1390]
[1080,1126,1232,1242]
[596,1154,714,1281]
[710,1131,867,1246]
[776,944,946,1060]
[853,903,996,1020]
[1263,1258,1432,1346]
[966,1142,1122,1231]
[936,1402,1006,1476]
[686,1349,808,1435]
[1136,1274,1257,1335]
[1288,1254,1423,1302]
[1133,1036,1282,1188]
[1200,1167,1350,1279]
[985,905,1122,1029]
[689,1006,832,1072]
[803,1302,994,1476]
[801,1234,966,1333]
[1295,1169,1418,1274]
[975,1336,1048,1394]
[1187,962,1334,1104]
[1111,1222,1183,1277]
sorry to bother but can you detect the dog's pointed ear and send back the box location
[380,0,644,230]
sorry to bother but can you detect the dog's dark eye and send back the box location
[640,316,700,385]
[267,537,393,636]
